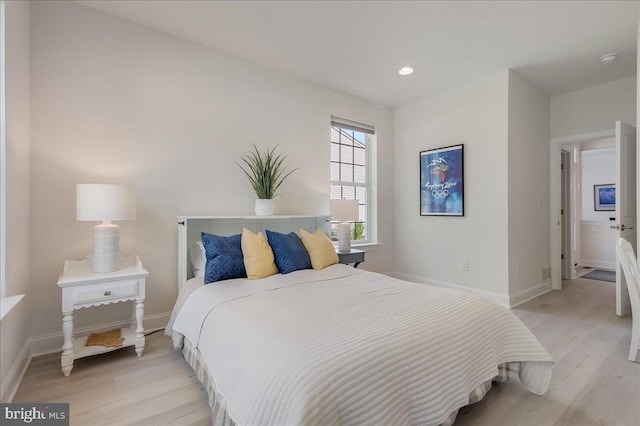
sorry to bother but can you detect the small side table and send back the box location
[337,249,365,268]
[56,255,149,377]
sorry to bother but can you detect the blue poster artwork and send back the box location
[595,184,615,211]
[420,144,464,216]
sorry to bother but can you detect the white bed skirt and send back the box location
[178,333,521,426]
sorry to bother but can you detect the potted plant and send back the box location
[235,144,297,216]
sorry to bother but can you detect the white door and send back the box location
[614,121,636,317]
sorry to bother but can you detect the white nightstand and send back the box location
[56,255,149,377]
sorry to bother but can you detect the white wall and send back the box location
[1,0,31,401]
[507,71,551,299]
[580,222,616,270]
[551,75,636,138]
[394,69,551,305]
[581,147,616,222]
[29,1,394,340]
[394,71,510,301]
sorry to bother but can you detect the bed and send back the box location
[167,216,554,426]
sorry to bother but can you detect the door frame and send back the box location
[550,128,615,291]
[560,149,571,279]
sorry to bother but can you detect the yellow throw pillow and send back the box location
[300,228,339,270]
[241,228,278,280]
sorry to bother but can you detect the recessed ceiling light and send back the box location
[600,53,618,64]
[398,66,414,76]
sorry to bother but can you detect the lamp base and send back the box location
[337,222,351,253]
[93,224,120,273]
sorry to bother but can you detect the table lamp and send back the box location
[330,199,359,253]
[76,184,136,273]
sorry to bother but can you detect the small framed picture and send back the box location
[420,144,464,216]
[594,184,615,211]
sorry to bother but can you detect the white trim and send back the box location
[30,312,171,357]
[579,259,616,271]
[0,294,24,322]
[330,115,375,135]
[351,242,380,251]
[333,242,380,251]
[1,312,170,401]
[390,272,551,308]
[0,336,30,402]
[509,281,553,308]
[388,272,510,307]
[330,126,374,245]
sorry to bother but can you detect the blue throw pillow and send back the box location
[265,230,312,274]
[201,232,247,283]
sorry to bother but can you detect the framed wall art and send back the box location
[420,144,464,216]
[594,184,615,211]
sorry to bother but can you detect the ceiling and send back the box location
[77,1,638,107]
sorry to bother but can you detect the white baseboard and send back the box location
[579,259,616,271]
[388,272,553,309]
[0,338,31,403]
[509,281,553,308]
[31,312,171,357]
[1,312,171,401]
[388,272,511,307]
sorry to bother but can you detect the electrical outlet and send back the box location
[460,260,469,271]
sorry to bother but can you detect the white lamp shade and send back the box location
[330,199,359,222]
[76,184,136,222]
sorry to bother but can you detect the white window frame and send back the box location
[330,116,375,245]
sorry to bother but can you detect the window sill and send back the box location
[333,242,381,251]
[352,242,380,251]
[0,294,25,322]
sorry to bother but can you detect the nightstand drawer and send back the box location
[74,279,139,305]
[338,252,362,264]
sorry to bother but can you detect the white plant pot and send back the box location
[255,198,275,216]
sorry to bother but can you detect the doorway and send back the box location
[550,123,637,317]
[551,130,615,287]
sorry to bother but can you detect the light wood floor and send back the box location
[13,277,640,425]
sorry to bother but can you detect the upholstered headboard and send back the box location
[177,215,331,287]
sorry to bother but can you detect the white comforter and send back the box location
[172,264,553,426]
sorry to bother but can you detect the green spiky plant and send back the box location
[235,144,298,199]
[352,222,365,240]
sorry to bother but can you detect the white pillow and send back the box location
[189,241,206,278]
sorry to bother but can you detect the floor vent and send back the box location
[541,267,551,283]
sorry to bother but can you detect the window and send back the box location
[330,116,374,243]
